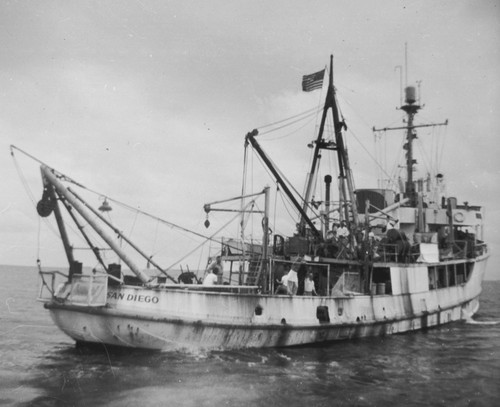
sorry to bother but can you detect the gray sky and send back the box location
[1,0,499,279]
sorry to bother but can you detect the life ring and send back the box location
[454,212,465,223]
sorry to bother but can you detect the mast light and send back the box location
[99,198,112,212]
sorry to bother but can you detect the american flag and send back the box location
[302,69,325,92]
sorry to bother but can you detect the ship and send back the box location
[13,55,489,350]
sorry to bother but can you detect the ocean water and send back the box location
[1,265,499,407]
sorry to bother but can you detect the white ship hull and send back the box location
[45,255,488,350]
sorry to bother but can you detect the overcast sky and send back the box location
[1,0,499,279]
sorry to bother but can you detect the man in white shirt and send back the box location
[203,269,218,286]
[287,258,304,295]
[337,221,349,238]
[206,256,223,284]
[303,272,317,296]
[275,272,289,294]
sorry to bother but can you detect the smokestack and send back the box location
[324,175,332,234]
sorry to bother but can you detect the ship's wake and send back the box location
[466,319,500,325]
[462,310,500,325]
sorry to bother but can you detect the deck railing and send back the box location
[37,269,108,306]
[37,270,68,301]
[67,274,108,306]
[374,243,418,263]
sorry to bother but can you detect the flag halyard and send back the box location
[302,69,325,92]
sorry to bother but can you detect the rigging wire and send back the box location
[437,125,448,174]
[258,107,322,136]
[11,144,212,244]
[415,133,433,176]
[37,216,41,263]
[249,142,322,224]
[148,219,160,262]
[163,199,259,272]
[272,183,279,237]
[349,127,395,185]
[433,126,440,175]
[195,245,205,280]
[263,113,319,141]
[12,144,250,273]
[127,210,140,243]
[277,187,300,225]
[11,147,92,256]
[153,219,160,255]
[257,105,322,131]
[372,115,406,186]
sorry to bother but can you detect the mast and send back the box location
[261,186,270,261]
[261,186,270,287]
[374,46,448,208]
[400,86,421,206]
[374,87,447,208]
[42,180,75,265]
[301,55,358,232]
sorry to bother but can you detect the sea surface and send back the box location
[1,265,499,407]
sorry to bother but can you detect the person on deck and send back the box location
[303,272,317,296]
[331,222,339,236]
[203,268,218,286]
[286,258,302,295]
[362,227,376,241]
[323,224,340,257]
[206,255,223,284]
[337,221,349,238]
[385,220,410,262]
[275,272,289,295]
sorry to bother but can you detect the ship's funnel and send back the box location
[324,175,332,234]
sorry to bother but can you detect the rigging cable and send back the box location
[11,147,87,260]
[277,186,301,224]
[415,134,433,176]
[240,140,250,266]
[262,113,320,141]
[259,109,322,137]
[437,124,448,174]
[11,145,213,245]
[127,209,140,243]
[12,144,246,275]
[257,105,322,131]
[249,142,322,224]
[349,127,396,187]
[273,183,279,237]
[163,199,260,272]
[149,219,160,265]
[37,216,41,265]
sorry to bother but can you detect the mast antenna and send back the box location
[405,42,408,87]
[395,65,403,107]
